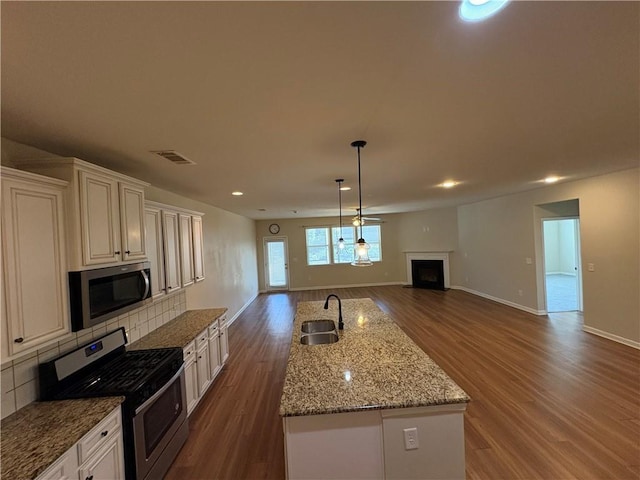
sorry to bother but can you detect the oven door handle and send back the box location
[134,365,184,415]
[141,269,150,299]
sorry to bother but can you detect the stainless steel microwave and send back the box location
[69,262,152,331]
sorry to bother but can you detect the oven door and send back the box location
[132,366,188,480]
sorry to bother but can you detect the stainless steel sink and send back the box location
[301,319,336,334]
[300,332,339,345]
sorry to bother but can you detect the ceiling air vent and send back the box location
[151,150,196,165]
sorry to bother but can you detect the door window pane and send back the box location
[267,242,286,287]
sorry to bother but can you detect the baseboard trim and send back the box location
[449,285,546,316]
[582,326,640,350]
[288,282,404,292]
[227,291,259,326]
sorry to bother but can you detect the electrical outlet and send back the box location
[588,263,595,272]
[403,427,419,450]
[518,289,523,297]
[525,257,532,265]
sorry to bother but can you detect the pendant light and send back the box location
[336,179,346,250]
[350,140,373,267]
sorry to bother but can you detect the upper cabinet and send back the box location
[145,201,205,298]
[1,168,70,361]
[14,158,149,271]
[179,214,195,288]
[144,205,166,299]
[192,215,205,282]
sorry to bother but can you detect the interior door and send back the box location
[264,237,289,291]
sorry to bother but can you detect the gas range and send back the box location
[39,327,189,480]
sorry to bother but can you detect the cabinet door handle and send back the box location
[101,430,108,437]
[14,337,24,343]
[125,250,131,254]
[115,251,121,255]
[86,476,94,480]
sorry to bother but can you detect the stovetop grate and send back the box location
[62,348,181,396]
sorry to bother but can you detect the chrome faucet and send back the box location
[323,294,343,330]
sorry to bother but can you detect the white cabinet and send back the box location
[14,157,149,270]
[208,321,222,380]
[183,341,199,416]
[178,214,195,287]
[219,316,229,365]
[36,445,78,480]
[192,215,205,282]
[162,210,182,294]
[144,206,166,299]
[1,168,70,361]
[118,183,146,262]
[195,330,211,395]
[183,318,225,417]
[78,434,124,480]
[36,406,124,480]
[145,201,205,298]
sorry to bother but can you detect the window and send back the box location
[305,228,330,265]
[305,225,382,265]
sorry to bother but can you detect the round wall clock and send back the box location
[269,223,280,234]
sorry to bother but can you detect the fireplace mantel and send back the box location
[404,251,451,288]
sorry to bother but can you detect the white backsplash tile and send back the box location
[13,354,38,387]
[15,379,37,410]
[1,290,187,419]
[2,366,15,394]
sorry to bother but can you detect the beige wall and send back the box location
[457,168,639,344]
[255,207,459,291]
[145,186,258,317]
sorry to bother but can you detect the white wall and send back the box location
[543,219,577,275]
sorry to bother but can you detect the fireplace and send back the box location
[411,260,445,290]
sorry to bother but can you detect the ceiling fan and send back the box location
[352,208,381,226]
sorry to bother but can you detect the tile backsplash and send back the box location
[1,291,186,420]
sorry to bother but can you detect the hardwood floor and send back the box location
[165,286,640,479]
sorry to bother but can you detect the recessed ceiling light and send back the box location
[232,191,243,196]
[459,0,510,22]
[340,186,351,191]
[544,176,560,184]
[440,180,458,188]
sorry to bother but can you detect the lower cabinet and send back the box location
[219,316,230,365]
[183,341,199,416]
[36,406,125,480]
[183,316,229,417]
[195,330,211,396]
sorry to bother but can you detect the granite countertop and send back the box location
[1,396,124,480]
[280,298,470,417]
[128,307,227,350]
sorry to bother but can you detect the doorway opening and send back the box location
[542,218,582,312]
[264,237,289,291]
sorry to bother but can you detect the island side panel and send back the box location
[381,404,467,480]
[283,410,384,480]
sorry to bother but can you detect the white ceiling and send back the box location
[2,1,638,220]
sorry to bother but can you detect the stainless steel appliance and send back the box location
[68,262,152,331]
[39,328,188,480]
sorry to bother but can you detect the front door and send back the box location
[264,237,289,290]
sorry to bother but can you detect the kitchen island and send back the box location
[280,298,470,480]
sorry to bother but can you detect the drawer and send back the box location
[195,328,209,349]
[77,407,121,464]
[208,320,219,337]
[183,340,196,362]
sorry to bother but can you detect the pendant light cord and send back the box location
[356,145,363,240]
